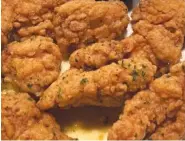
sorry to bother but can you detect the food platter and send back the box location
[1,0,185,140]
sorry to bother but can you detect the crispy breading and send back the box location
[1,90,71,140]
[2,36,62,96]
[108,62,185,140]
[53,0,129,53]
[69,39,134,69]
[1,0,14,45]
[150,104,185,140]
[131,0,185,34]
[1,0,69,45]
[131,0,185,65]
[37,57,156,110]
[132,20,184,64]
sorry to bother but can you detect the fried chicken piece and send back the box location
[1,90,71,140]
[131,0,185,65]
[132,20,184,64]
[150,104,185,140]
[53,0,129,53]
[1,0,69,45]
[1,0,14,45]
[37,57,156,110]
[108,62,185,140]
[131,0,185,34]
[2,36,62,96]
[69,39,134,69]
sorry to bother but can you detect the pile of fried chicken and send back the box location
[1,0,185,140]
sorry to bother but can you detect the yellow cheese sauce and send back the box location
[50,107,122,140]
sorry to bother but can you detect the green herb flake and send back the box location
[131,70,139,81]
[141,70,146,77]
[27,97,33,101]
[27,83,32,89]
[80,78,88,85]
[58,87,62,98]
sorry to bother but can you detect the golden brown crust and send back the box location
[69,39,134,69]
[53,0,129,53]
[132,21,184,64]
[131,0,185,34]
[150,104,185,140]
[131,0,185,65]
[1,0,15,45]
[108,62,185,140]
[1,0,69,45]
[2,36,62,96]
[37,57,156,110]
[1,90,71,140]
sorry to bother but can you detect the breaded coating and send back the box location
[131,0,185,65]
[108,62,185,140]
[1,90,71,140]
[132,21,184,64]
[1,0,14,45]
[2,36,62,96]
[123,34,158,65]
[37,57,156,110]
[1,0,69,45]
[150,104,185,140]
[69,39,134,69]
[132,0,185,34]
[53,0,129,53]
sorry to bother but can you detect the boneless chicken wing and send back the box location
[37,57,156,110]
[1,90,71,140]
[53,0,129,53]
[1,0,69,45]
[132,21,184,64]
[132,0,185,34]
[108,62,185,140]
[150,104,185,140]
[2,36,62,96]
[69,39,134,69]
[131,0,185,65]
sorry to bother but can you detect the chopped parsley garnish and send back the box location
[141,70,146,77]
[131,70,139,81]
[58,87,62,98]
[27,83,32,89]
[27,97,33,101]
[80,78,88,84]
